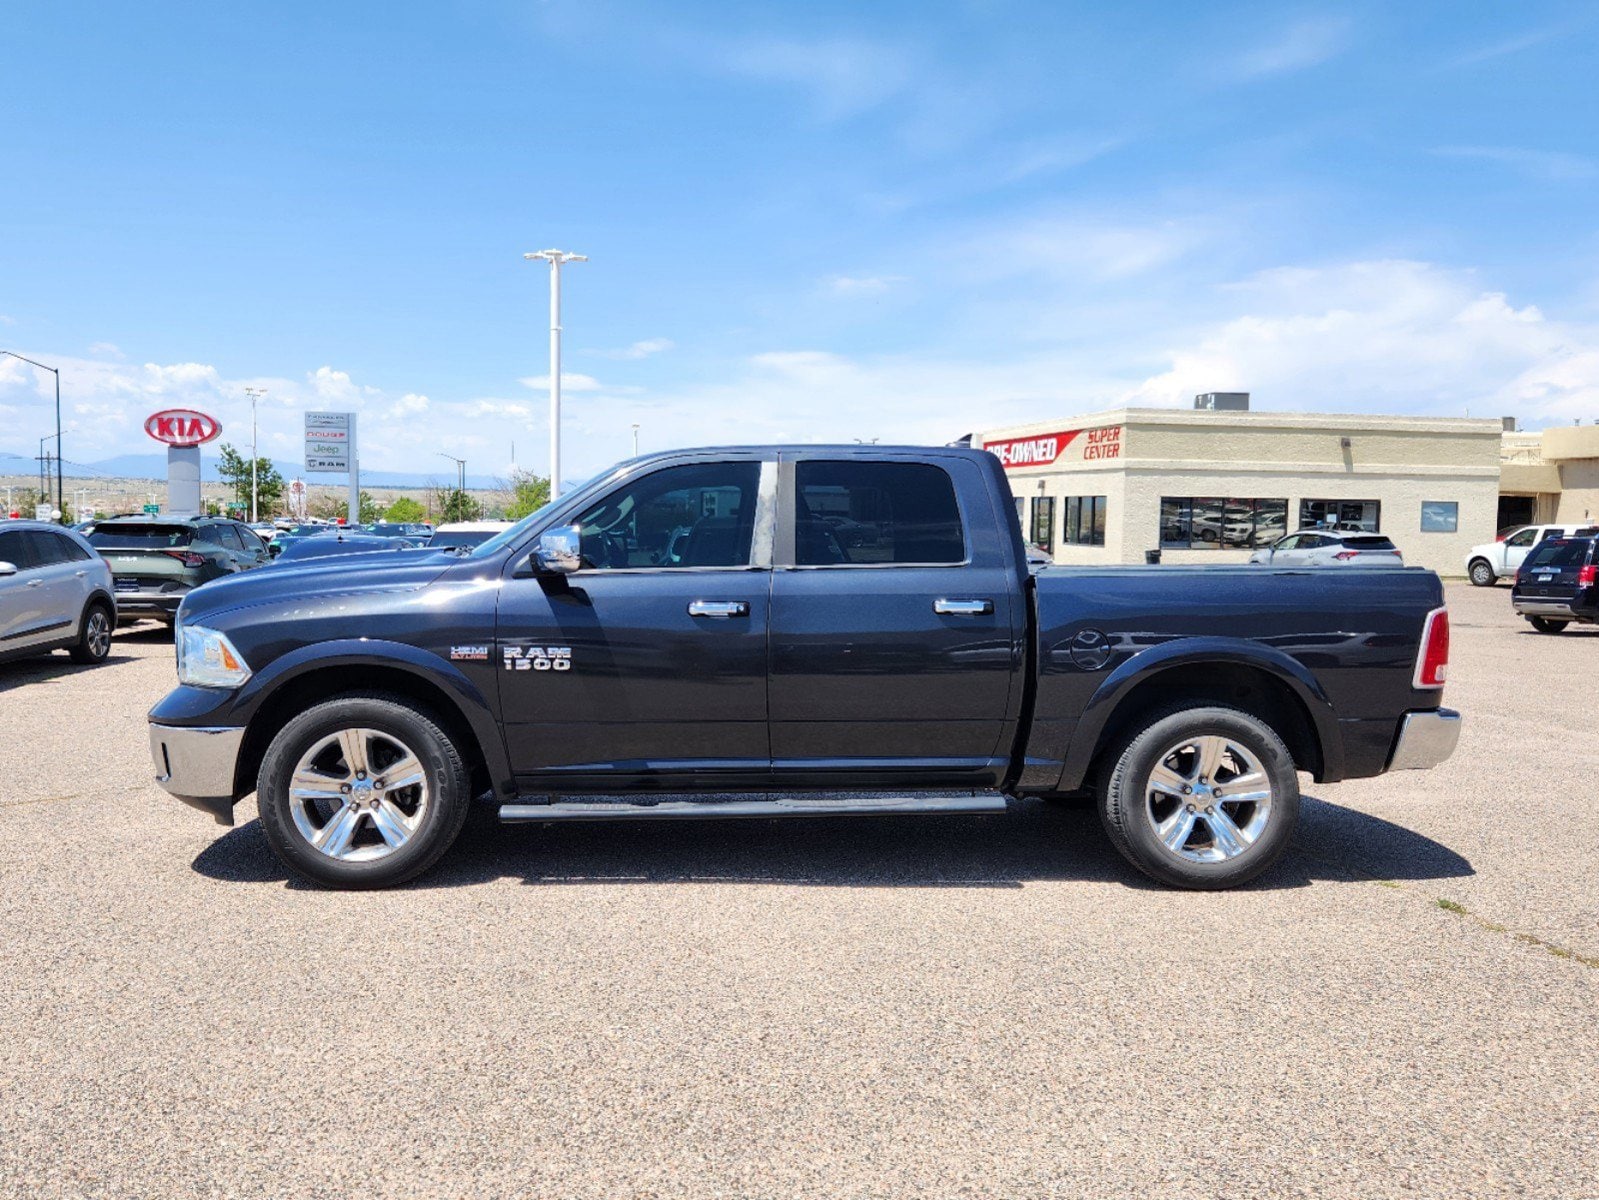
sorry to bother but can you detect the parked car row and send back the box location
[1464,522,1598,586]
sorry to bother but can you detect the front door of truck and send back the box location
[767,454,1021,788]
[496,456,775,790]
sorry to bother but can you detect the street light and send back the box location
[436,451,466,495]
[522,249,587,499]
[631,423,640,457]
[244,387,267,522]
[2,351,63,521]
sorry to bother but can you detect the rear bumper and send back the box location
[149,722,245,825]
[116,592,184,620]
[1511,598,1584,618]
[1386,708,1461,772]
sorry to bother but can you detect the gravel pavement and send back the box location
[1,584,1595,1199]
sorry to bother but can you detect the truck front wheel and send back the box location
[1098,705,1299,890]
[256,693,472,889]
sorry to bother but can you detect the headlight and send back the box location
[176,623,253,689]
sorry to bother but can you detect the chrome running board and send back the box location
[499,793,1009,823]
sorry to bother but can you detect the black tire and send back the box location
[256,692,472,889]
[1097,704,1300,890]
[68,602,114,664]
[1468,559,1496,587]
[1529,616,1569,634]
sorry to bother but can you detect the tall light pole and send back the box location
[2,351,62,521]
[522,249,587,499]
[437,452,466,513]
[244,387,267,521]
[631,423,640,457]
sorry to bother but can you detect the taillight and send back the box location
[1334,550,1359,561]
[163,550,206,568]
[1580,564,1598,587]
[1414,607,1449,690]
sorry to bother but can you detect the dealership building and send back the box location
[973,397,1546,576]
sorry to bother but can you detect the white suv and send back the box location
[1465,523,1599,586]
[0,522,118,666]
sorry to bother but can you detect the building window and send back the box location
[1030,496,1055,549]
[1420,502,1459,533]
[1064,495,1107,545]
[1160,497,1287,549]
[1300,498,1380,533]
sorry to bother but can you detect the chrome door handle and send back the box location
[688,600,749,618]
[75,570,87,577]
[26,579,43,588]
[934,598,993,616]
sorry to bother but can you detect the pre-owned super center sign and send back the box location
[305,411,356,473]
[984,425,1122,469]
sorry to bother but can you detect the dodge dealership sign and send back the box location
[145,409,222,447]
[985,425,1122,469]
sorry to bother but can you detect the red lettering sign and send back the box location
[984,425,1122,469]
[144,409,222,447]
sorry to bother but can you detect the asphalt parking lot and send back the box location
[1,582,1595,1199]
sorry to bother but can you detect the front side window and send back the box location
[1505,528,1536,548]
[796,461,965,566]
[575,461,761,569]
[1420,502,1459,533]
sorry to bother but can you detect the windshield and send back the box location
[86,524,194,548]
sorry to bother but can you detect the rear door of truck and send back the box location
[766,451,1025,787]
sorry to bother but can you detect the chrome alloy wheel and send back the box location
[287,728,429,862]
[1142,734,1274,864]
[86,610,111,658]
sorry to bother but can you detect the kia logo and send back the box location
[145,409,222,447]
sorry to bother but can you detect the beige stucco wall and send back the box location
[980,408,1505,576]
[1554,458,1599,525]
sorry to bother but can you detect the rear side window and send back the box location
[53,533,92,562]
[22,530,72,566]
[1525,540,1591,569]
[86,524,195,549]
[215,525,245,551]
[795,461,965,566]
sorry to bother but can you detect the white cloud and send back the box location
[1126,260,1599,423]
[0,314,15,326]
[1431,145,1598,182]
[88,342,123,359]
[724,36,913,119]
[603,338,675,360]
[518,372,605,393]
[390,392,430,416]
[826,275,905,295]
[1229,16,1351,79]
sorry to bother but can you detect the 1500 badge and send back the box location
[503,645,573,672]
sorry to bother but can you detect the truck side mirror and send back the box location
[532,525,583,575]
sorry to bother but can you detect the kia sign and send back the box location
[305,411,355,473]
[984,425,1122,469]
[145,409,222,447]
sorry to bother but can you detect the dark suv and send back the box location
[1511,535,1598,634]
[84,516,269,625]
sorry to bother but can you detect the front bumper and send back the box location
[149,722,245,825]
[1386,708,1462,772]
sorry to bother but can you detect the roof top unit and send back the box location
[1194,392,1250,411]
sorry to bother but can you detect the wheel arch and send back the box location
[1056,640,1341,792]
[233,645,510,803]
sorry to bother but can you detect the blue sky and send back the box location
[3,0,1597,482]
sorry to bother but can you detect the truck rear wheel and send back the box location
[1098,705,1299,890]
[256,693,472,889]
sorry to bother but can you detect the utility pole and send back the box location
[522,249,587,499]
[3,352,62,520]
[632,423,640,457]
[244,387,267,522]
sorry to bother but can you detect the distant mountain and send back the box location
[53,452,506,490]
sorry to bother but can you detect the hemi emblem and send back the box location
[449,645,490,661]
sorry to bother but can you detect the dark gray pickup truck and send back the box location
[149,445,1460,890]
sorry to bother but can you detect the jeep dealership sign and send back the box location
[984,425,1122,469]
[144,408,222,447]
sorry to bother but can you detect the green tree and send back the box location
[358,491,383,524]
[216,443,286,516]
[431,486,482,523]
[385,495,426,523]
[503,470,551,521]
